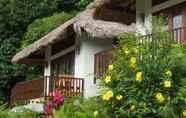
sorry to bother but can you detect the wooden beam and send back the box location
[50,45,76,61]
[152,0,186,13]
[19,59,45,65]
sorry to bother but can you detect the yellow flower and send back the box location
[123,47,129,55]
[133,48,139,54]
[164,80,171,88]
[125,50,129,55]
[136,72,142,82]
[102,91,114,101]
[183,110,186,117]
[116,95,123,101]
[166,70,172,77]
[130,105,135,111]
[130,57,137,68]
[104,76,111,83]
[108,64,114,71]
[155,92,165,103]
[130,57,136,64]
[93,111,98,117]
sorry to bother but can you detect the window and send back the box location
[52,51,75,76]
[172,14,183,43]
[173,14,182,29]
[162,16,169,30]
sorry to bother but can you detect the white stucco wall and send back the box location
[136,0,152,35]
[74,35,113,98]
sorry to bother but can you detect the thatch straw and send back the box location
[74,9,135,39]
[12,0,136,64]
[12,18,75,64]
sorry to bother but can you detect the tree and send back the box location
[0,0,64,103]
[0,0,91,103]
[22,12,76,48]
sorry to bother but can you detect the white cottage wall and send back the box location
[74,35,113,98]
[136,0,152,35]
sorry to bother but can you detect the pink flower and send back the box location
[44,102,53,115]
[52,89,64,108]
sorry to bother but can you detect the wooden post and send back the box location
[44,45,52,97]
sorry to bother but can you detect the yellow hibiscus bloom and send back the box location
[123,47,129,55]
[183,110,186,117]
[102,91,114,101]
[104,76,111,83]
[166,70,172,77]
[108,64,114,71]
[125,50,129,55]
[93,111,98,117]
[130,105,135,111]
[130,57,137,68]
[130,57,136,64]
[155,92,165,103]
[164,80,171,88]
[136,72,142,82]
[133,48,139,54]
[116,95,123,101]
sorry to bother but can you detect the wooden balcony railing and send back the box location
[170,27,186,43]
[94,27,186,83]
[139,27,186,44]
[10,78,44,105]
[10,76,84,105]
[45,75,84,98]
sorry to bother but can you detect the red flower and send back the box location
[52,89,64,108]
[44,101,53,115]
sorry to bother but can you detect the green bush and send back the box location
[22,12,76,48]
[54,97,106,118]
[0,106,39,118]
[98,32,186,118]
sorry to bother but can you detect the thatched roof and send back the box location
[12,0,135,64]
[74,9,135,39]
[12,18,76,64]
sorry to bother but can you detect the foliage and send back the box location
[54,97,106,118]
[0,0,61,39]
[73,0,93,10]
[0,0,91,103]
[0,0,66,102]
[0,106,39,118]
[22,12,76,48]
[98,31,186,117]
[0,37,26,95]
[44,90,64,116]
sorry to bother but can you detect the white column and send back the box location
[136,0,152,35]
[44,45,52,96]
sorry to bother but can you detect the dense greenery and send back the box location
[22,12,76,48]
[99,33,186,118]
[0,106,39,118]
[54,97,104,118]
[0,0,91,103]
[97,18,186,117]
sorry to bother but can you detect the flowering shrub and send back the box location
[44,89,64,116]
[44,102,53,115]
[53,89,64,109]
[98,32,186,118]
[53,97,106,118]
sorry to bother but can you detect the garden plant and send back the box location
[99,32,186,117]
